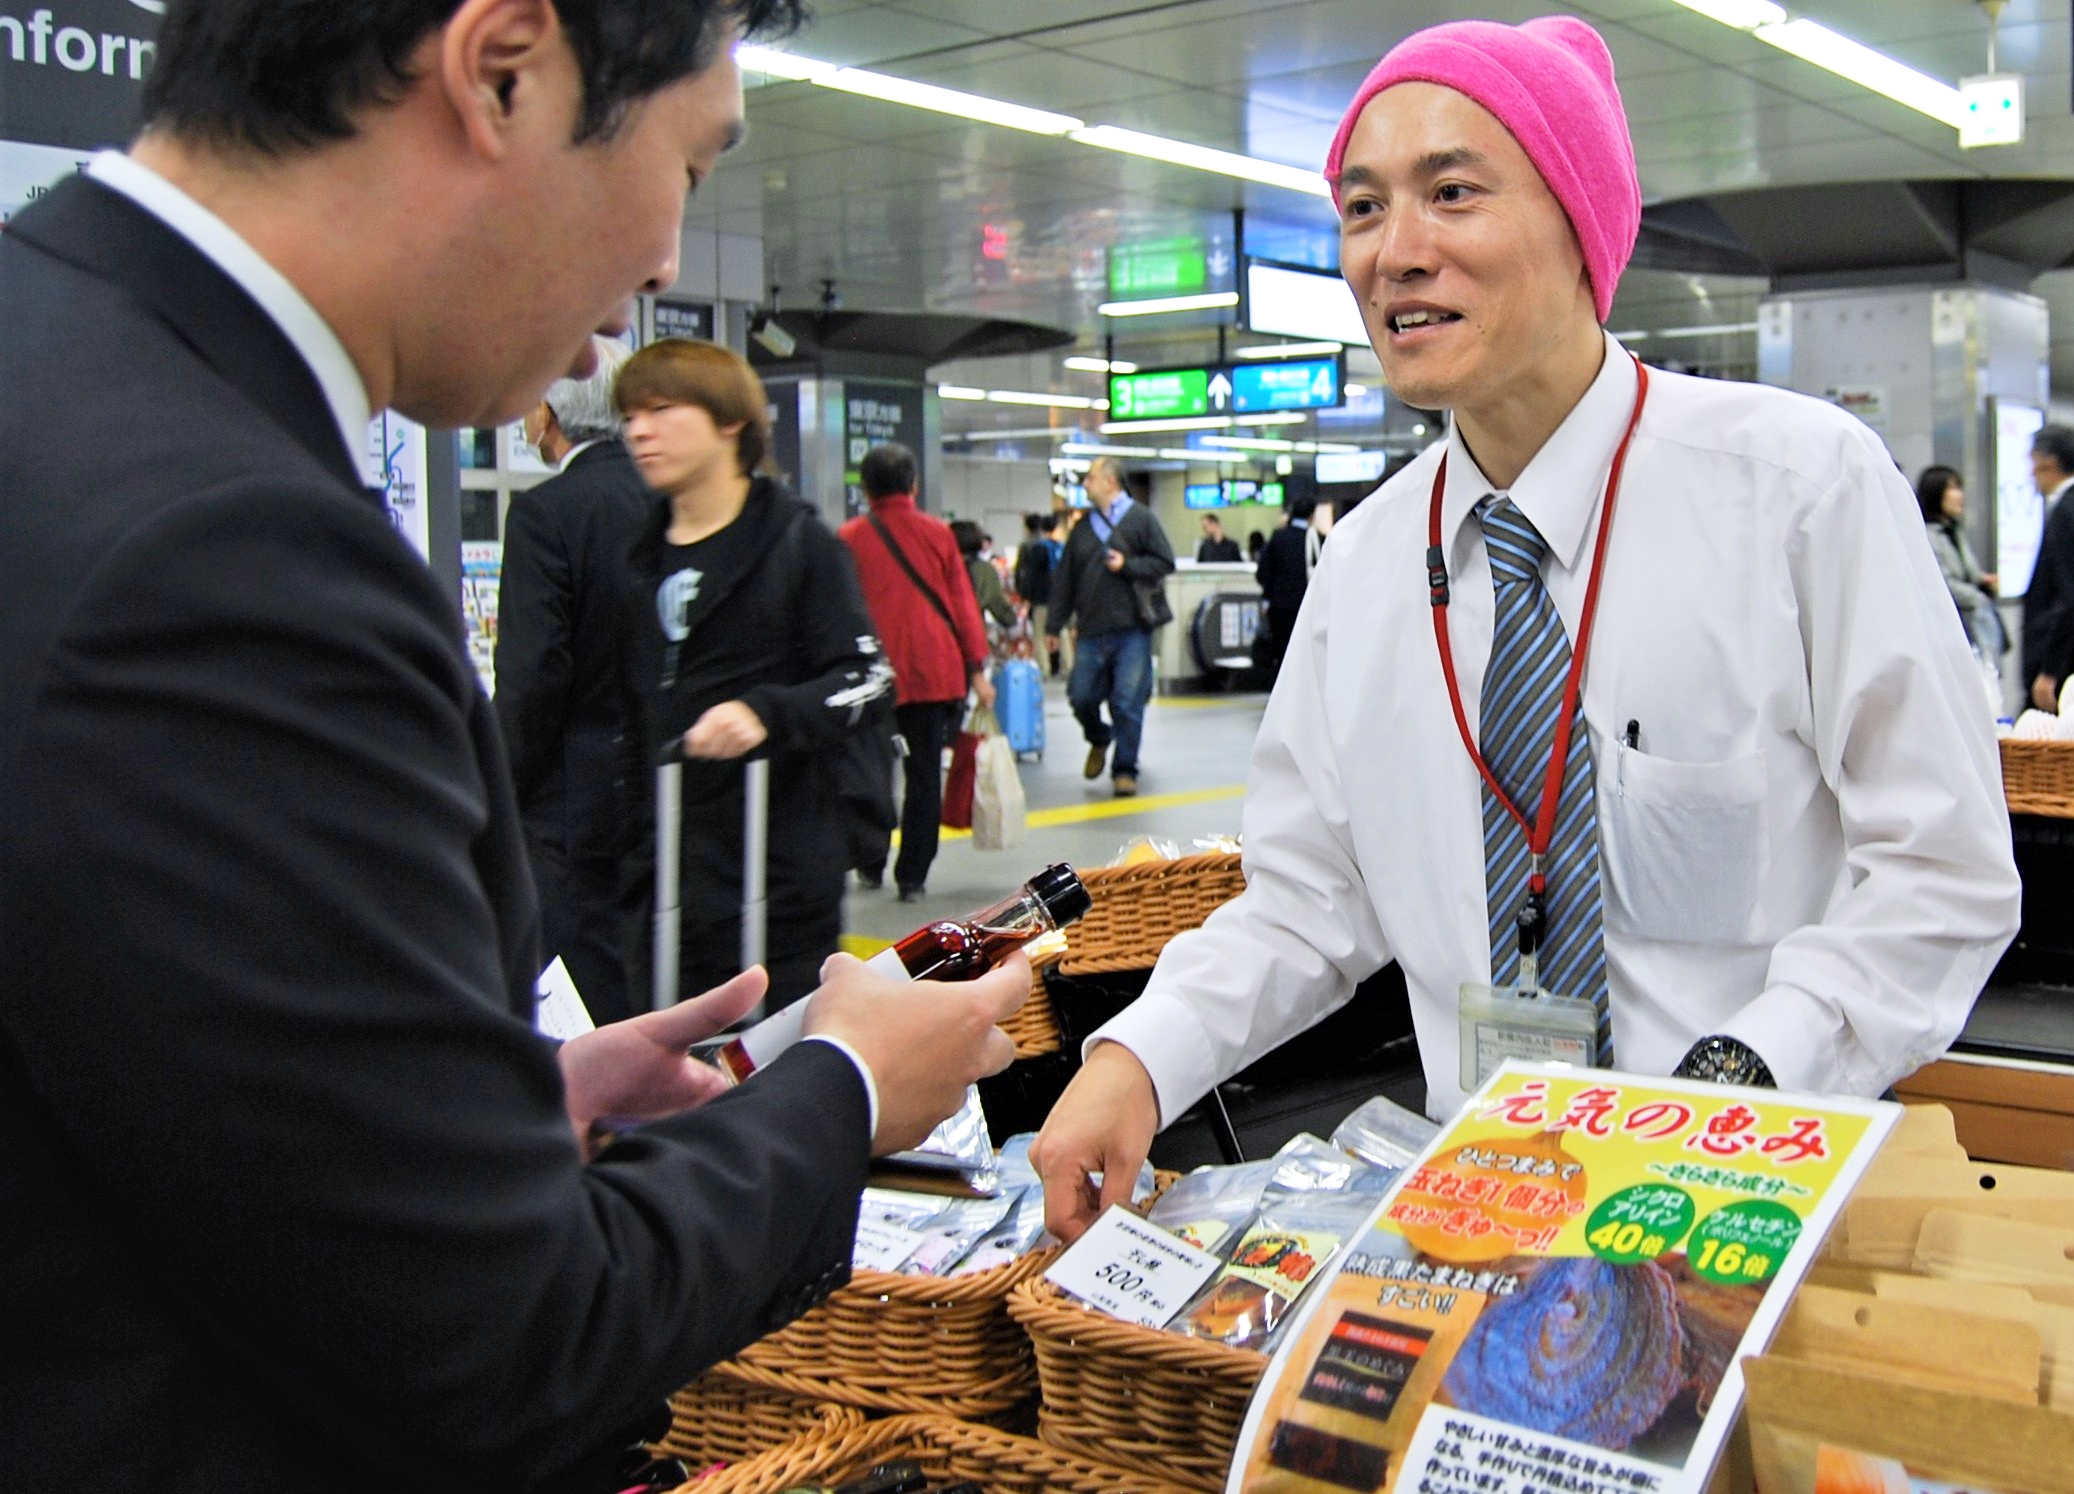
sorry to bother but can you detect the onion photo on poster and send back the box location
[1435,1253,1763,1467]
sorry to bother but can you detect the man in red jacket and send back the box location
[840,444,996,900]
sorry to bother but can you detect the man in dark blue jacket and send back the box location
[0,4,1026,1491]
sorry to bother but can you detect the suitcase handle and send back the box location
[651,750,770,1015]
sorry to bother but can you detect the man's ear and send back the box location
[435,0,563,162]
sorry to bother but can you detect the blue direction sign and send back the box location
[1111,353,1345,421]
[1231,356,1342,413]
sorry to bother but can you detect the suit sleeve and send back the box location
[492,487,574,802]
[4,481,870,1488]
[740,523,893,751]
[2042,502,2074,682]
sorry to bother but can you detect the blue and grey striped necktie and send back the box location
[1478,496,1613,1064]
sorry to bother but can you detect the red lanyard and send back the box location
[1427,355,1648,900]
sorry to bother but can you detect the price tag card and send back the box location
[533,957,595,1042]
[1044,1205,1221,1328]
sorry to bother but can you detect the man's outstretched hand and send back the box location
[557,967,767,1158]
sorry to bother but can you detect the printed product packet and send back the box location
[1148,1157,1281,1257]
[1173,1189,1388,1354]
[951,1185,1052,1277]
[1263,1133,1386,1200]
[1331,1095,1442,1174]
[899,1190,1020,1276]
[853,1187,954,1274]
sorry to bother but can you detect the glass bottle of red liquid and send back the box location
[713,863,1091,1084]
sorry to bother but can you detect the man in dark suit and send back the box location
[497,336,647,1024]
[0,4,1025,1493]
[1254,494,1318,683]
[2024,424,2074,712]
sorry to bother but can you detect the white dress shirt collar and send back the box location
[559,439,603,474]
[87,152,371,472]
[1442,333,1640,575]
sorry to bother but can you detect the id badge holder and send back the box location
[1458,982,1599,1092]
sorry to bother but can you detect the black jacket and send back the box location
[494,439,648,861]
[1256,520,1312,630]
[1197,536,1242,562]
[620,481,890,933]
[1049,501,1176,637]
[0,176,869,1494]
[2023,492,2074,687]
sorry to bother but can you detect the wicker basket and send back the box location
[994,853,1247,1059]
[2002,737,2074,818]
[675,1410,1196,1494]
[704,1247,1058,1421]
[1007,1277,1268,1493]
[650,1375,863,1475]
[1056,852,1247,978]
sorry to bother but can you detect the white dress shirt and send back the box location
[87,151,371,470]
[1098,334,2021,1120]
[84,155,885,1135]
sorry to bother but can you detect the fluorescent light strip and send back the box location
[1061,442,1159,457]
[736,44,1325,196]
[1656,321,1759,337]
[1664,2,1966,130]
[1063,356,1139,374]
[946,426,1080,441]
[1202,435,1298,452]
[937,385,986,400]
[1232,341,1345,359]
[1235,412,1308,426]
[1100,415,1234,433]
[1069,125,1331,197]
[1159,448,1252,463]
[986,389,1106,409]
[1097,292,1240,317]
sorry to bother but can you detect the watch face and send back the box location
[1676,1038,1775,1088]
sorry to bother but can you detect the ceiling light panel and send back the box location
[1064,356,1139,374]
[1097,292,1241,317]
[1068,126,1331,197]
[1233,341,1347,359]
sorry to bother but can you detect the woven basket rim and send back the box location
[1008,1276,1271,1382]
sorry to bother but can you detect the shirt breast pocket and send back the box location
[1600,743,1766,945]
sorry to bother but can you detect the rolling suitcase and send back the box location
[992,654,1045,761]
[653,751,768,1017]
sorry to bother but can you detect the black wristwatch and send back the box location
[1672,1035,1777,1089]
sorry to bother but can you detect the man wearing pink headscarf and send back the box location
[1034,16,2020,1241]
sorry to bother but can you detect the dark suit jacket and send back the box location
[0,177,868,1494]
[1256,521,1311,629]
[495,439,648,856]
[2023,491,2074,688]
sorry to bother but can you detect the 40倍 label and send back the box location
[1688,1199,1801,1284]
[1583,1183,1695,1265]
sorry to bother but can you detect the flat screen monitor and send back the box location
[1256,482,1285,507]
[1245,259,1367,347]
[1184,483,1225,509]
[1222,479,1259,505]
[1315,449,1389,486]
[1993,398,2047,597]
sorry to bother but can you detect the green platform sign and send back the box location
[1109,367,1211,421]
[1108,236,1208,298]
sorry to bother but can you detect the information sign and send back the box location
[1109,235,1208,298]
[1111,355,1343,422]
[1109,367,1211,421]
[1232,356,1341,413]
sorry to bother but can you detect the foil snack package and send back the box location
[951,1185,1052,1277]
[886,1085,996,1175]
[900,1191,1020,1276]
[1173,1192,1384,1353]
[1148,1157,1281,1257]
[1331,1094,1443,1174]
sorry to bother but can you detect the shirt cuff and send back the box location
[802,1033,880,1140]
[1717,985,1846,1097]
[1085,989,1225,1131]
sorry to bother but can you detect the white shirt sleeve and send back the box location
[1089,559,1394,1125]
[801,1034,880,1139]
[1719,422,2021,1094]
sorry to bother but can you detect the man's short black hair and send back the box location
[859,442,917,500]
[2036,425,2074,479]
[142,0,809,155]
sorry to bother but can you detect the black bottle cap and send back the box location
[1029,862,1092,928]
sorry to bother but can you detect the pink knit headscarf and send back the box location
[1322,16,1640,324]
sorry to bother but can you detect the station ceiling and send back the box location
[686,0,2074,451]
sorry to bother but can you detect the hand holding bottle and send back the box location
[804,950,1029,1155]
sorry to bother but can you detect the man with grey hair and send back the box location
[496,335,647,1024]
